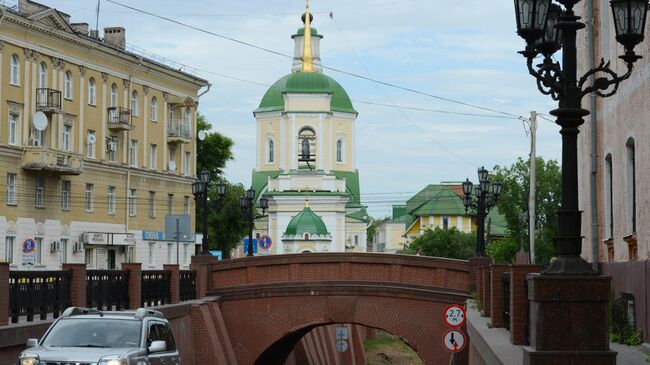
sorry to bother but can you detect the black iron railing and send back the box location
[503,272,511,331]
[141,270,170,307]
[36,88,62,111]
[86,270,130,310]
[179,270,196,302]
[9,270,72,323]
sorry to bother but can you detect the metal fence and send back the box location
[141,270,171,307]
[502,272,511,331]
[179,270,197,302]
[9,270,72,323]
[86,270,130,310]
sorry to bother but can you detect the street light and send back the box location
[191,168,227,255]
[239,187,269,257]
[462,168,502,257]
[513,0,648,273]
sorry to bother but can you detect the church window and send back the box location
[336,139,344,163]
[298,127,316,169]
[267,139,274,163]
[304,234,309,240]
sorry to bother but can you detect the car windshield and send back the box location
[41,318,141,348]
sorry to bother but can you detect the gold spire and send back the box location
[305,197,310,208]
[301,0,314,72]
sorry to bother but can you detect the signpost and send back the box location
[335,326,349,364]
[442,329,466,353]
[442,303,467,364]
[443,304,466,328]
[21,238,36,267]
[259,235,272,250]
[243,238,257,254]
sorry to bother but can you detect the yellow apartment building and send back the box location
[0,1,209,270]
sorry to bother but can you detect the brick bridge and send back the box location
[199,253,471,365]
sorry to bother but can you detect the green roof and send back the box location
[411,188,466,216]
[255,72,357,114]
[332,170,361,206]
[292,26,323,38]
[284,206,329,236]
[251,170,282,202]
[346,207,370,223]
[487,209,507,236]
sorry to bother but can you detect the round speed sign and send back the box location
[443,304,466,328]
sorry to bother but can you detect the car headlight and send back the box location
[98,356,127,365]
[19,353,40,365]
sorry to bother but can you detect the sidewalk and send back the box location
[611,342,649,365]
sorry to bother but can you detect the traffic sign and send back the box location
[335,339,348,352]
[442,329,466,353]
[443,304,466,328]
[259,235,272,249]
[335,327,349,340]
[243,238,258,254]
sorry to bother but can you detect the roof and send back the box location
[346,207,370,223]
[487,209,507,236]
[411,188,466,216]
[284,206,330,236]
[292,26,323,38]
[255,72,357,114]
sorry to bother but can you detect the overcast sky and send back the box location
[39,0,562,218]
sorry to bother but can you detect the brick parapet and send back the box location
[489,264,510,328]
[191,255,218,299]
[481,266,492,317]
[0,263,8,325]
[62,263,87,307]
[509,264,540,345]
[468,256,492,292]
[121,263,142,309]
[164,264,180,304]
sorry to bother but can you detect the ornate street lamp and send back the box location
[514,0,648,273]
[192,169,228,256]
[463,168,502,257]
[240,188,269,257]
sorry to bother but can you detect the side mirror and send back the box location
[148,340,166,353]
[26,339,38,348]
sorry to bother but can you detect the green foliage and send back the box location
[406,227,475,260]
[469,292,484,312]
[366,217,388,245]
[610,326,643,346]
[196,114,234,177]
[487,236,520,264]
[491,157,561,265]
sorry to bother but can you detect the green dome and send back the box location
[284,206,330,237]
[292,26,321,37]
[255,72,357,114]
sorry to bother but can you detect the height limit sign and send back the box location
[443,304,466,328]
[442,304,466,354]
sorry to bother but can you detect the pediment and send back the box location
[29,9,74,33]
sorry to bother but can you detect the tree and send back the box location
[196,114,234,176]
[490,157,561,264]
[406,227,475,260]
[365,217,387,249]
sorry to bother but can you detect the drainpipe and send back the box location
[198,83,211,98]
[587,0,600,273]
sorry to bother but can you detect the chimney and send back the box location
[71,23,89,36]
[103,27,126,50]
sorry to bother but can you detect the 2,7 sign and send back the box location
[443,304,466,328]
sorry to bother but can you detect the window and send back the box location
[168,145,176,171]
[267,139,274,163]
[128,189,136,216]
[150,96,158,121]
[626,138,636,234]
[442,217,450,230]
[184,107,191,124]
[10,54,19,85]
[35,237,42,264]
[62,124,71,151]
[38,62,47,88]
[129,140,138,167]
[183,243,189,265]
[5,236,14,263]
[35,177,44,208]
[6,173,16,205]
[8,113,18,145]
[148,242,155,266]
[298,127,316,166]
[150,144,157,169]
[60,238,68,264]
[354,235,359,246]
[88,78,96,105]
[64,71,73,99]
[87,130,96,159]
[131,90,138,116]
[61,180,70,210]
[108,136,117,162]
[149,191,156,218]
[336,139,343,163]
[85,249,93,267]
[35,129,44,147]
[110,83,118,107]
[183,151,191,176]
[167,194,173,214]
[605,154,614,239]
[85,183,94,212]
[108,186,115,214]
[167,243,173,264]
[183,196,190,214]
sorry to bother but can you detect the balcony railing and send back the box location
[167,119,191,142]
[36,88,62,112]
[9,270,72,323]
[22,146,83,175]
[107,107,132,130]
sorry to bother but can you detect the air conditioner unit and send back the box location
[80,232,92,244]
[50,241,61,253]
[73,242,84,253]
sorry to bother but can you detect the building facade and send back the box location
[0,0,208,270]
[372,205,408,253]
[249,7,369,255]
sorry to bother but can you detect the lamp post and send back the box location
[239,187,269,257]
[462,167,502,257]
[192,168,228,255]
[513,0,648,274]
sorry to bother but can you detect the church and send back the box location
[250,4,369,254]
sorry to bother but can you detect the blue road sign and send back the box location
[209,250,223,260]
[243,238,258,254]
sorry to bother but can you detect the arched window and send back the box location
[38,62,47,88]
[88,78,96,105]
[336,139,344,163]
[110,83,118,107]
[10,54,20,85]
[354,235,359,245]
[131,90,138,116]
[304,234,309,240]
[150,96,158,121]
[626,138,636,234]
[298,127,316,167]
[605,154,613,240]
[64,71,73,99]
[267,139,275,163]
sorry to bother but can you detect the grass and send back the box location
[364,331,424,365]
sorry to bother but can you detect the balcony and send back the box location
[22,146,83,175]
[36,88,62,113]
[167,119,191,144]
[107,107,132,131]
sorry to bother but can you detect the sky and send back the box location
[37,0,562,218]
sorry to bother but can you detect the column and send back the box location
[22,50,31,145]
[0,262,8,325]
[62,263,87,307]
[489,264,510,328]
[122,79,129,164]
[163,264,180,304]
[0,42,4,142]
[509,264,540,345]
[100,73,108,160]
[121,262,142,309]
[78,65,86,154]
[163,93,169,171]
[190,255,217,299]
[142,86,148,168]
